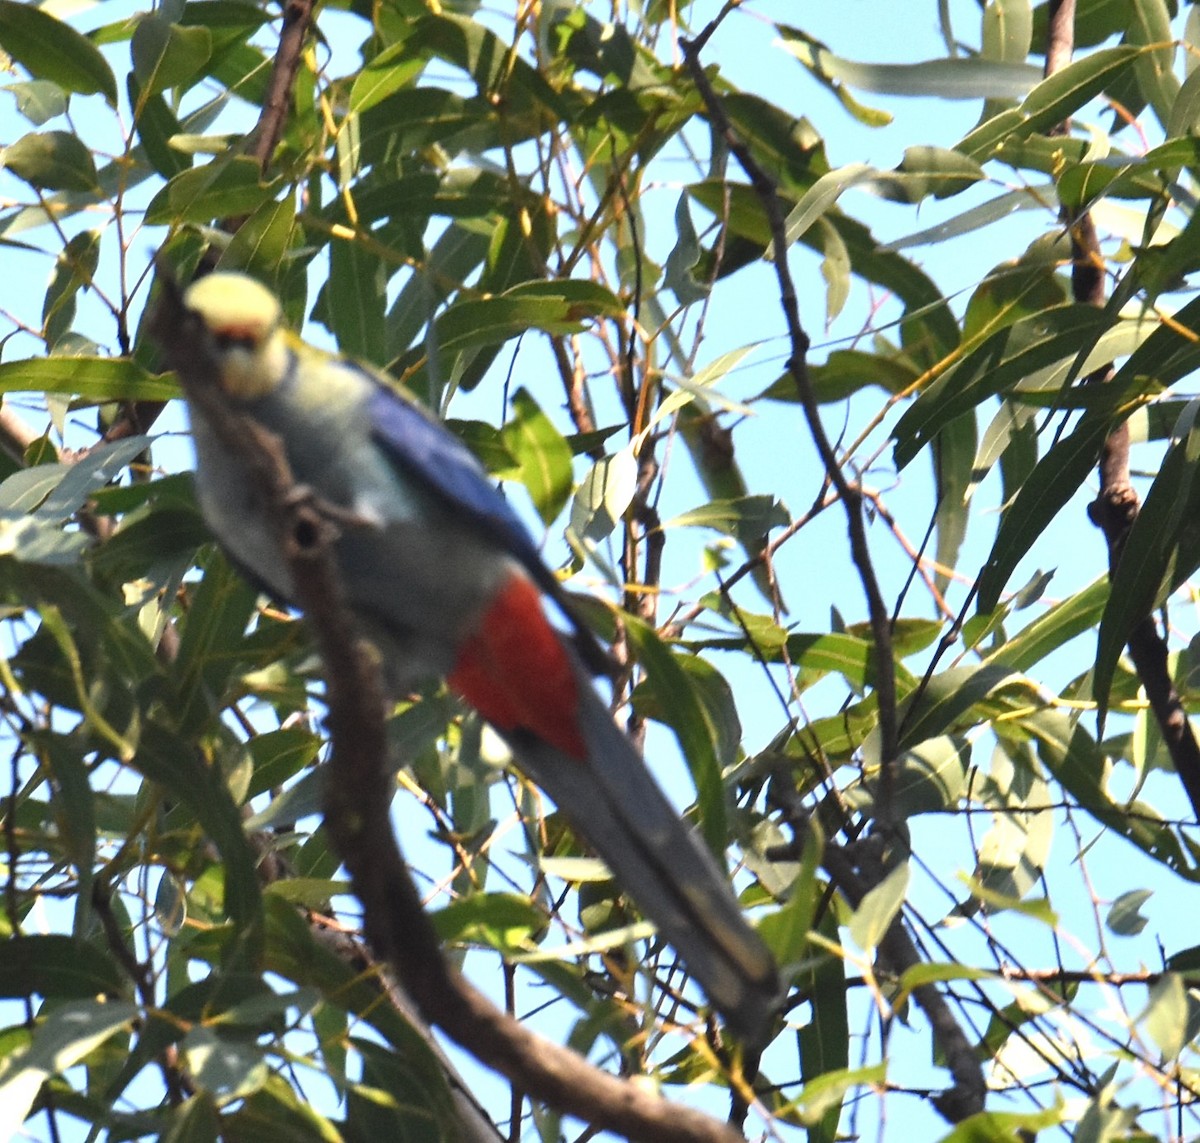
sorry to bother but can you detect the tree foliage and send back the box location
[4,0,1200,1139]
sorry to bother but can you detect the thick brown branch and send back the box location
[0,402,42,464]
[1043,0,1077,80]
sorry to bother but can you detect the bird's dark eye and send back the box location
[212,330,259,352]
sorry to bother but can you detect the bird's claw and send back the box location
[283,483,377,531]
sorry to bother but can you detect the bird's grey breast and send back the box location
[188,409,298,600]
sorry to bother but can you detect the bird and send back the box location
[153,268,781,1042]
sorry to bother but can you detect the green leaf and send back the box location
[39,734,96,890]
[784,163,876,245]
[182,1027,268,1099]
[0,935,123,999]
[500,388,573,526]
[432,892,542,951]
[957,46,1142,161]
[220,194,296,277]
[882,184,1050,252]
[131,13,212,97]
[666,495,789,548]
[794,931,853,1139]
[875,145,986,203]
[657,345,763,424]
[171,549,260,737]
[0,357,173,402]
[145,158,279,226]
[243,769,325,831]
[1106,293,1200,401]
[889,736,967,817]
[932,412,975,591]
[136,720,266,967]
[347,1036,462,1141]
[91,503,211,592]
[624,616,728,856]
[898,663,1019,750]
[1024,709,1197,877]
[756,820,823,965]
[984,578,1108,672]
[129,76,191,180]
[894,305,1111,467]
[348,40,424,114]
[0,0,118,104]
[3,79,68,126]
[816,216,850,325]
[162,1093,221,1143]
[387,224,490,359]
[547,8,657,89]
[788,631,873,686]
[763,346,920,404]
[0,998,139,1140]
[895,961,991,1007]
[35,437,153,522]
[1014,314,1157,400]
[1093,400,1200,717]
[848,861,909,953]
[1128,0,1178,131]
[1141,972,1187,1060]
[326,241,387,364]
[663,192,708,305]
[937,1106,1068,1141]
[569,447,637,543]
[0,513,87,565]
[1167,63,1200,138]
[1106,888,1152,936]
[43,229,101,347]
[982,0,1034,72]
[785,149,985,245]
[223,1074,343,1141]
[778,27,1043,98]
[4,130,98,192]
[357,87,487,163]
[976,412,1111,614]
[434,280,623,354]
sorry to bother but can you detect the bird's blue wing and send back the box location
[365,371,613,676]
[364,381,548,577]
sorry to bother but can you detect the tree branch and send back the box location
[682,18,985,1127]
[1043,2,1200,821]
[680,37,899,808]
[821,842,986,1122]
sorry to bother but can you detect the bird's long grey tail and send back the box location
[507,683,781,1043]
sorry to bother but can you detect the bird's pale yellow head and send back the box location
[182,272,290,400]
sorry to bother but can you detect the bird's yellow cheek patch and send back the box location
[448,573,587,760]
[216,335,289,400]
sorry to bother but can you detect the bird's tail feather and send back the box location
[508,681,780,1042]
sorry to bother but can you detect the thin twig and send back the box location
[682,18,984,1126]
[680,38,899,806]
